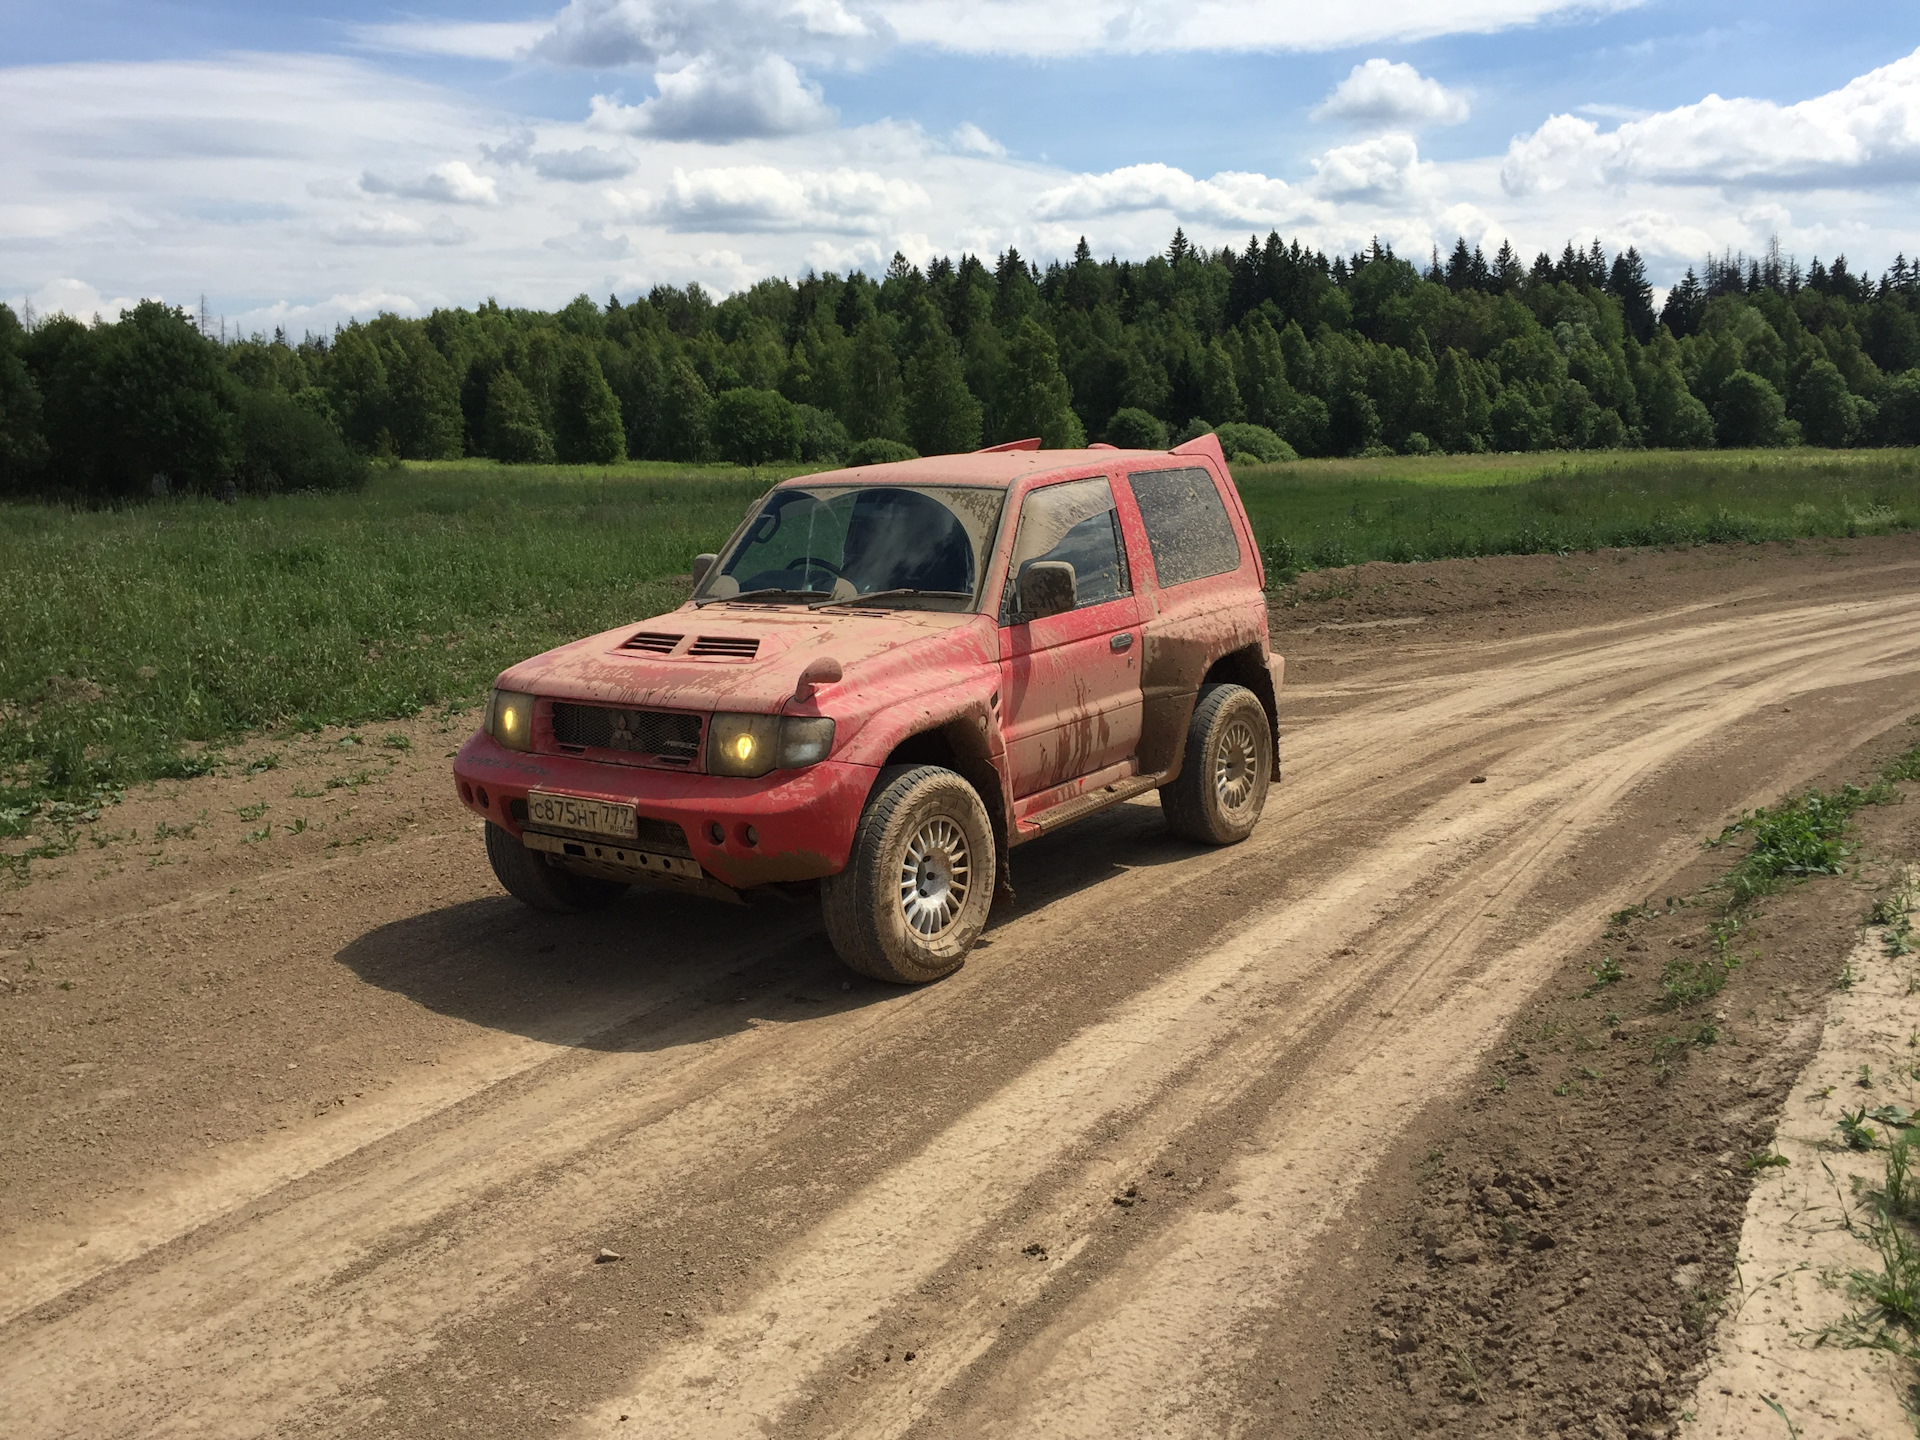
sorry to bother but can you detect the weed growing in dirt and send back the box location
[1746,1150,1792,1172]
[1821,1138,1920,1371]
[1715,787,1885,902]
[1584,955,1625,996]
[1839,1108,1882,1151]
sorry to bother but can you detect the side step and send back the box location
[1019,772,1165,838]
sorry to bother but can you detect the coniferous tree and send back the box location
[904,332,983,454]
[842,316,907,442]
[551,342,626,463]
[998,316,1085,447]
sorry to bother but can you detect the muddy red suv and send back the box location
[454,433,1283,983]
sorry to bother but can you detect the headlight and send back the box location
[706,714,836,777]
[487,689,535,752]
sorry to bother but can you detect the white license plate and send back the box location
[525,791,638,841]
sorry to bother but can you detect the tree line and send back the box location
[5,228,1920,499]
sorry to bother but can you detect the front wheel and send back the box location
[1160,683,1273,844]
[484,821,628,912]
[823,765,995,984]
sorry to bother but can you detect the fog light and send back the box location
[744,826,758,846]
[709,821,725,845]
[476,786,489,810]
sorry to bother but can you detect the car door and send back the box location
[996,475,1144,799]
[1122,462,1258,775]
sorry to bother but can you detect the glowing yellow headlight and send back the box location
[487,689,535,752]
[732,733,755,761]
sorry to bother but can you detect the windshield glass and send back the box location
[698,484,1006,610]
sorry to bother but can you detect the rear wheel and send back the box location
[484,821,628,912]
[1160,683,1272,844]
[823,765,995,984]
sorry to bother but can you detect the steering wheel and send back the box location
[790,555,845,581]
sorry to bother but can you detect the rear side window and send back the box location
[1127,467,1243,587]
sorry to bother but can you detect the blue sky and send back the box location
[3,1,1918,332]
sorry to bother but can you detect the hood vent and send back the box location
[621,631,682,654]
[687,635,760,660]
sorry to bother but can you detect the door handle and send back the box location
[1110,631,1134,652]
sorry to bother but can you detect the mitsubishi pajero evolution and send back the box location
[453,433,1284,983]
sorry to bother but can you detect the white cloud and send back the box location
[351,21,547,62]
[1312,59,1468,128]
[530,0,890,69]
[361,160,500,205]
[951,122,1006,157]
[1504,45,1920,194]
[26,277,149,324]
[530,146,637,181]
[874,0,1645,55]
[589,55,835,139]
[1034,162,1306,227]
[1310,133,1432,202]
[325,212,472,247]
[644,164,928,231]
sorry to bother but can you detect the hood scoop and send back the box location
[620,630,683,655]
[687,635,761,660]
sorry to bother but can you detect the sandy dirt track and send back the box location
[4,539,1920,1438]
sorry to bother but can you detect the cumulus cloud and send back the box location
[589,54,835,139]
[361,160,499,205]
[531,0,888,70]
[1504,45,1920,193]
[1034,162,1303,226]
[637,164,928,231]
[1309,133,1431,202]
[1312,59,1468,128]
[530,146,636,181]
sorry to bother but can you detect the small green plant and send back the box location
[1491,1074,1509,1093]
[1584,955,1625,996]
[1761,1395,1801,1440]
[326,770,373,791]
[1838,962,1858,991]
[243,823,272,844]
[1839,1108,1881,1151]
[1717,786,1884,903]
[381,732,412,750]
[234,801,269,822]
[1746,1150,1791,1172]
[244,752,280,774]
[152,819,196,842]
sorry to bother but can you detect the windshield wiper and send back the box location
[808,588,974,610]
[695,587,832,608]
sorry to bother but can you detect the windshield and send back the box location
[698,484,1006,610]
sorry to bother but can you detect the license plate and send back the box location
[525,790,638,841]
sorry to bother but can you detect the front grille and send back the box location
[550,702,702,764]
[621,630,682,654]
[687,635,760,659]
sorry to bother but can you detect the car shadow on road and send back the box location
[335,797,1205,1052]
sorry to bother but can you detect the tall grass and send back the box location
[1235,449,1920,574]
[3,449,1918,804]
[1,463,780,802]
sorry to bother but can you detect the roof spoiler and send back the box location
[1169,432,1226,465]
[975,437,1042,452]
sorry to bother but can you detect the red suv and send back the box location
[453,434,1283,983]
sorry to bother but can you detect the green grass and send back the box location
[3,448,1920,813]
[0,460,795,807]
[1232,448,1920,575]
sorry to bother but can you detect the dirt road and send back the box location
[4,538,1920,1438]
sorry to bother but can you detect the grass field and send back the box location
[3,449,1917,818]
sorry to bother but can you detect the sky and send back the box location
[3,0,1919,334]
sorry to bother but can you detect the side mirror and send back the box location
[690,553,717,590]
[1016,561,1077,621]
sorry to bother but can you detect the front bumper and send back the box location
[453,730,876,890]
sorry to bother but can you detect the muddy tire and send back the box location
[484,821,628,912]
[1160,683,1272,845]
[823,765,995,984]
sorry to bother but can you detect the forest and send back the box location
[5,230,1920,500]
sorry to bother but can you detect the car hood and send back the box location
[496,603,994,715]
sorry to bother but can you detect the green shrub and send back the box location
[1105,407,1168,449]
[1214,421,1298,463]
[844,437,918,466]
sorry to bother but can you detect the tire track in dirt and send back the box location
[4,594,1917,1439]
[559,600,1920,1439]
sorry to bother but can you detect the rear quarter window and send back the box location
[1127,467,1243,588]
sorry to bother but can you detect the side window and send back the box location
[1001,477,1131,621]
[1127,466,1243,588]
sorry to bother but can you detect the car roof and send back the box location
[776,447,1199,490]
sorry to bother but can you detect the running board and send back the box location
[1018,771,1166,838]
